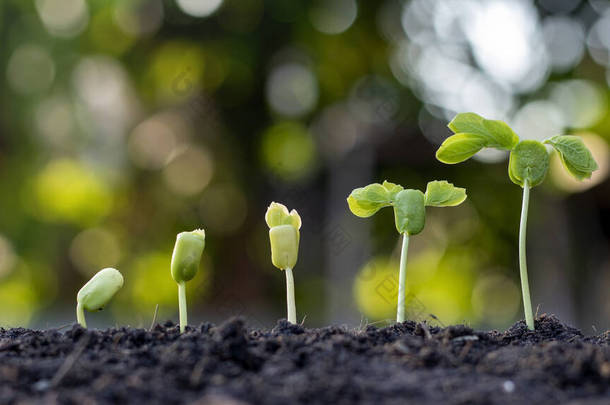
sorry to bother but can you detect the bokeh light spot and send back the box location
[30,159,113,225]
[163,146,214,196]
[70,228,122,277]
[199,184,248,235]
[309,0,358,35]
[266,63,318,118]
[35,0,89,38]
[128,116,178,170]
[6,44,55,95]
[353,258,397,321]
[260,121,317,181]
[549,80,607,129]
[35,95,75,146]
[176,0,223,18]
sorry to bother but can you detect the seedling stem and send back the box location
[397,233,410,323]
[178,281,187,333]
[76,302,86,328]
[285,267,296,324]
[519,179,534,330]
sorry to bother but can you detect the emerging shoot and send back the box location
[171,229,206,333]
[347,180,467,323]
[436,112,598,330]
[265,202,301,324]
[76,267,124,328]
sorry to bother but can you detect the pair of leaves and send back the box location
[436,112,519,164]
[544,135,598,181]
[347,180,467,235]
[437,112,598,189]
[508,136,598,188]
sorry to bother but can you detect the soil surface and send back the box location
[0,314,609,404]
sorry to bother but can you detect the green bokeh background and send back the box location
[1,0,609,331]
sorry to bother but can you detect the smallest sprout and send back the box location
[76,267,124,328]
[171,229,206,333]
[265,202,301,323]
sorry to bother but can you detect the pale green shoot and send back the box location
[436,112,598,330]
[76,267,124,328]
[265,202,302,324]
[171,229,206,333]
[347,180,467,322]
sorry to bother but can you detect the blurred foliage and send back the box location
[0,0,609,329]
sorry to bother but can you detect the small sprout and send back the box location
[76,267,124,328]
[265,202,301,324]
[171,229,205,333]
[347,180,467,323]
[436,112,598,330]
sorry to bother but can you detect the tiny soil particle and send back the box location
[0,314,608,404]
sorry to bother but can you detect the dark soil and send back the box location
[1,314,609,405]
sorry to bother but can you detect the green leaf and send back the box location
[393,189,426,235]
[448,112,519,150]
[508,140,549,188]
[347,183,391,217]
[436,133,487,164]
[382,180,404,200]
[424,180,467,207]
[544,135,598,181]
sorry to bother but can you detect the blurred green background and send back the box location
[1,0,609,331]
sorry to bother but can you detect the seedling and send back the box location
[171,229,205,333]
[347,180,467,322]
[76,267,124,328]
[436,112,598,330]
[265,202,301,324]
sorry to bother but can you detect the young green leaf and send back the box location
[424,180,467,207]
[544,135,598,180]
[382,180,404,200]
[508,140,549,188]
[347,183,391,217]
[448,112,519,150]
[393,189,426,235]
[435,133,487,164]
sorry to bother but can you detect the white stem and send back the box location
[76,302,86,328]
[397,233,410,323]
[285,267,296,324]
[178,281,187,333]
[519,180,535,330]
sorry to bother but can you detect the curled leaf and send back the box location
[382,180,404,200]
[347,183,391,217]
[544,135,598,181]
[508,140,549,188]
[448,112,519,150]
[424,180,467,207]
[436,133,487,164]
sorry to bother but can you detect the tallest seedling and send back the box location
[436,112,598,330]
